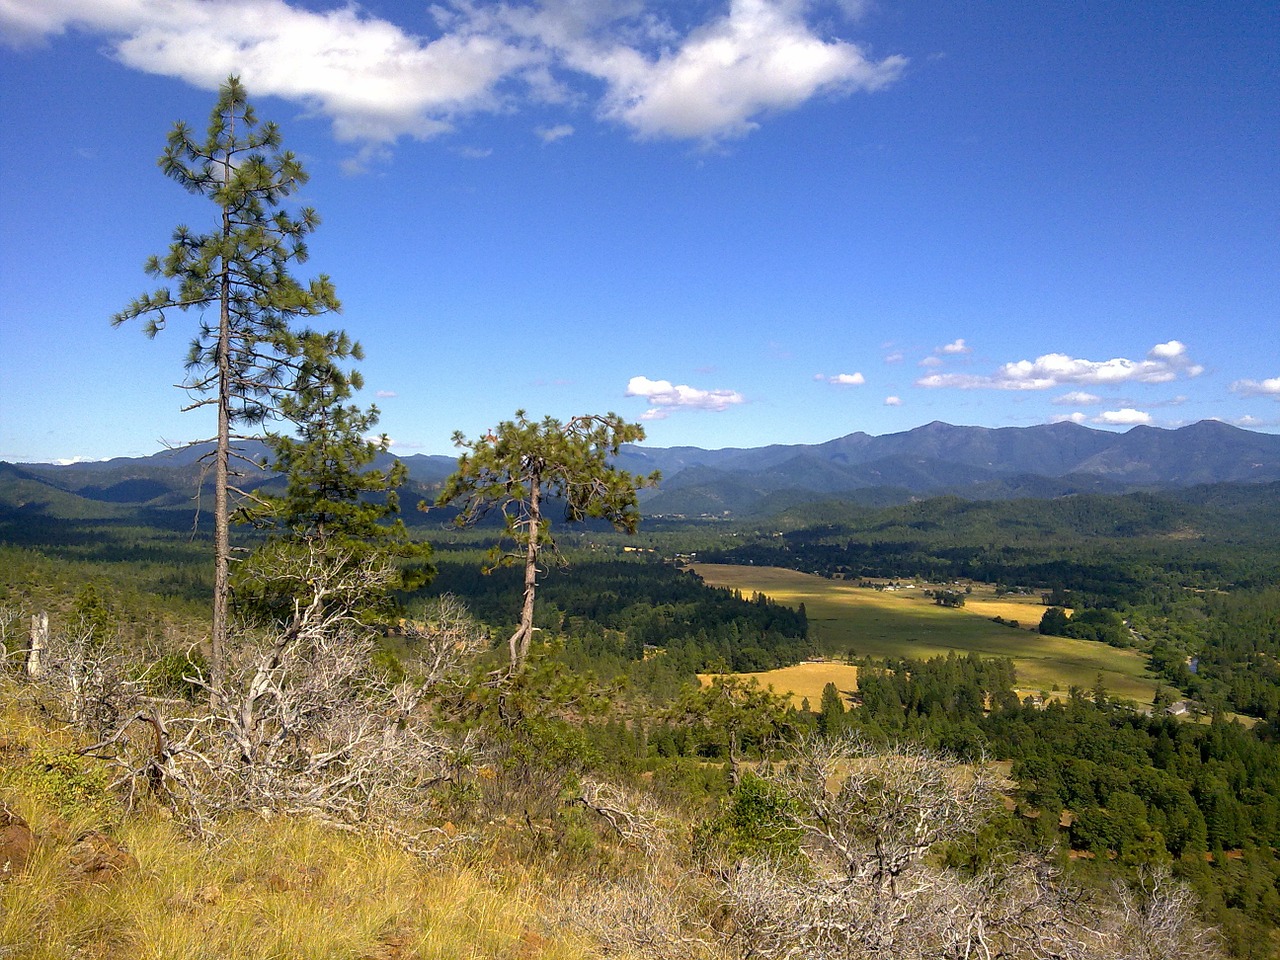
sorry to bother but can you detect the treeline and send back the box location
[422,556,810,676]
[711,486,1280,607]
[1039,607,1131,647]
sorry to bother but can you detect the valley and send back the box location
[690,563,1160,704]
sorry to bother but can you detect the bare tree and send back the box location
[558,782,726,960]
[723,734,1104,960]
[571,777,672,857]
[25,611,48,680]
[775,734,1001,894]
[400,593,489,690]
[0,605,23,671]
[181,550,470,825]
[29,617,142,737]
[44,550,484,841]
[1104,867,1225,960]
[563,871,728,960]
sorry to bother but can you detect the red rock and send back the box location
[68,831,138,882]
[0,801,33,880]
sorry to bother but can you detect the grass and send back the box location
[699,662,861,709]
[0,692,600,960]
[691,563,1163,706]
[0,801,599,960]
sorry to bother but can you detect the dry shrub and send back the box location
[718,734,1223,960]
[26,552,485,845]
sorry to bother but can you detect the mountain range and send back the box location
[4,420,1280,525]
[617,419,1280,517]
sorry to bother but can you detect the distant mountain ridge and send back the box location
[4,420,1279,523]
[615,420,1280,516]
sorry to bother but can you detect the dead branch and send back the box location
[571,778,671,857]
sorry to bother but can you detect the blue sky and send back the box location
[1,0,1276,464]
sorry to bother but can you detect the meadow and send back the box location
[699,661,862,709]
[690,563,1162,705]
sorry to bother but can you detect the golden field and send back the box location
[691,564,1161,705]
[699,661,861,709]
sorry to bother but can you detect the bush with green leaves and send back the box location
[692,770,803,867]
[8,747,118,823]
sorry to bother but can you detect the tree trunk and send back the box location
[210,152,233,707]
[508,465,541,674]
[727,722,742,788]
[25,611,47,679]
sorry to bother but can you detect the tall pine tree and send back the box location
[114,77,339,690]
[434,411,658,674]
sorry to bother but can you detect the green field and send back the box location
[691,563,1163,706]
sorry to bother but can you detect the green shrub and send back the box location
[9,746,118,822]
[143,648,208,700]
[691,770,803,867]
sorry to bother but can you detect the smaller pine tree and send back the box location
[235,330,432,623]
[818,681,846,736]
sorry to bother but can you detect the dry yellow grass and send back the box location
[0,691,599,960]
[963,597,1063,626]
[699,662,860,709]
[0,802,600,960]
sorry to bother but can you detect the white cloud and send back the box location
[918,356,943,368]
[457,146,494,159]
[883,395,901,406]
[626,375,745,417]
[375,390,398,399]
[816,371,865,385]
[917,342,1203,391]
[1052,390,1101,406]
[1231,376,1280,397]
[0,0,905,153]
[567,0,907,141]
[1,0,532,146]
[883,351,903,364]
[1053,412,1089,425]
[536,123,575,143]
[1232,414,1280,428]
[938,338,970,355]
[1149,339,1187,360]
[1094,408,1152,426]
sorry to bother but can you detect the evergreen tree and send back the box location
[818,680,846,736]
[114,76,339,689]
[433,411,659,674]
[235,329,432,622]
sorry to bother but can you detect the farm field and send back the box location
[699,662,861,710]
[690,563,1161,706]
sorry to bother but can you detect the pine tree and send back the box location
[818,680,846,736]
[433,411,659,674]
[114,77,340,689]
[235,329,432,622]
